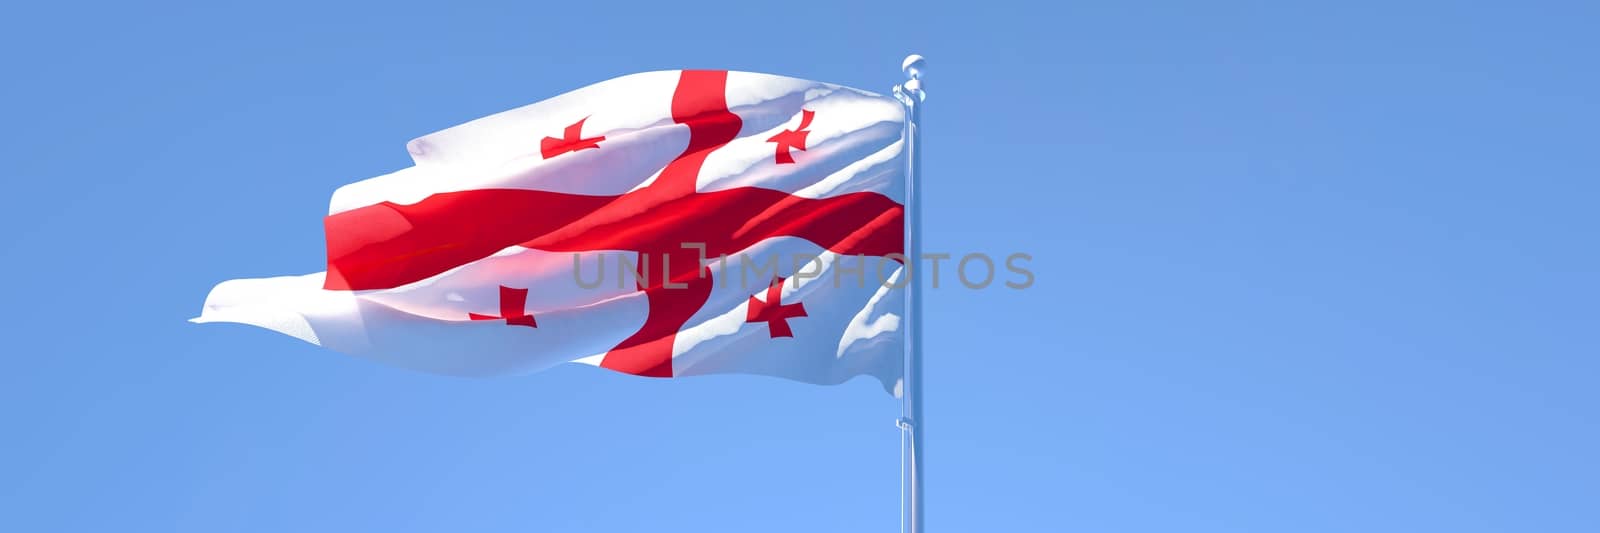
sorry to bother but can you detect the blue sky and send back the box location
[3,1,1597,531]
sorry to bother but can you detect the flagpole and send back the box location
[894,53,927,533]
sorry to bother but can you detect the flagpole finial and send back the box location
[895,54,927,104]
[902,54,926,80]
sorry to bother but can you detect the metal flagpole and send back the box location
[893,53,927,533]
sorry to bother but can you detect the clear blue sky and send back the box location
[3,1,1596,531]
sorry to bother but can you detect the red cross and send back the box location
[766,109,813,164]
[746,276,807,338]
[467,285,538,328]
[323,71,903,378]
[540,117,606,159]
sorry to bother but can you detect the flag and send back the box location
[195,70,908,395]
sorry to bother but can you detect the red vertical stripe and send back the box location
[596,70,742,377]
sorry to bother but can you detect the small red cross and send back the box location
[468,285,538,328]
[540,117,606,159]
[746,276,807,338]
[765,109,814,164]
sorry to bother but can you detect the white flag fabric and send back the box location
[195,70,908,395]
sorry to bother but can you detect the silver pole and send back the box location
[894,53,927,533]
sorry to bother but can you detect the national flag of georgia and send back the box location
[194,70,908,396]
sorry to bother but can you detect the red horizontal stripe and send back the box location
[323,187,903,291]
[323,190,614,291]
